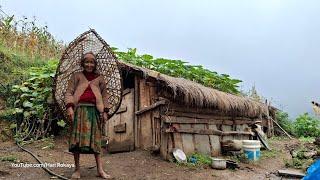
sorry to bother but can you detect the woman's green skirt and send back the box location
[69,103,102,154]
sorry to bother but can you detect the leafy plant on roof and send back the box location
[113,48,242,94]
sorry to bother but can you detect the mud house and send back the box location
[106,61,275,160]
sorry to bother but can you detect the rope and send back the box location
[15,140,69,180]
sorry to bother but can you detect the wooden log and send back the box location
[160,122,168,160]
[134,76,140,148]
[271,117,274,136]
[154,117,161,147]
[164,127,254,136]
[122,88,131,96]
[271,118,293,139]
[135,100,167,115]
[162,116,260,125]
[168,103,223,115]
[167,102,270,121]
[267,117,271,137]
[152,116,155,147]
[164,112,257,121]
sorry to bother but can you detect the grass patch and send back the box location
[20,135,55,149]
[285,145,317,170]
[285,158,314,170]
[269,136,291,142]
[175,152,212,169]
[299,137,315,143]
[0,155,17,162]
[260,149,281,160]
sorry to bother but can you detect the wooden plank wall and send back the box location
[106,88,135,152]
[137,79,158,150]
[160,116,226,159]
[159,104,267,159]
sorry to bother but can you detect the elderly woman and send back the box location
[65,52,110,179]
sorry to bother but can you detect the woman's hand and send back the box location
[67,107,74,122]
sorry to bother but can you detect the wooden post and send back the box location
[134,76,140,148]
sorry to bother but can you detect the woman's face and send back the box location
[83,54,96,72]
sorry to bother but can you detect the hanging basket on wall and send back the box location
[53,29,122,119]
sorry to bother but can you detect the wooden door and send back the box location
[106,88,135,152]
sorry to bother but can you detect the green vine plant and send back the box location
[112,48,242,94]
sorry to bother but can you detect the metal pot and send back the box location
[211,158,227,170]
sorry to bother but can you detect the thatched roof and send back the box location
[118,61,270,118]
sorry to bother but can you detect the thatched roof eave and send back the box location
[118,61,270,118]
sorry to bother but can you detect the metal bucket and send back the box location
[211,158,227,170]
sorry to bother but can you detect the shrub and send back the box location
[275,111,295,136]
[294,113,320,137]
[11,59,65,141]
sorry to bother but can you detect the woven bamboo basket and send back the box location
[53,29,122,118]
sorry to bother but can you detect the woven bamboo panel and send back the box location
[53,29,122,118]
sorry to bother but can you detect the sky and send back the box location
[1,0,319,119]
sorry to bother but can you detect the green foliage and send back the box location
[285,145,316,170]
[40,136,55,149]
[0,155,17,162]
[275,112,320,138]
[10,60,62,141]
[113,48,242,94]
[298,137,315,143]
[260,149,280,160]
[275,111,295,136]
[187,152,212,166]
[0,11,61,112]
[12,60,57,119]
[294,113,320,137]
[57,119,66,127]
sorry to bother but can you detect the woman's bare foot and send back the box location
[71,170,80,179]
[97,169,111,179]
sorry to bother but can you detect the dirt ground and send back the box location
[0,135,303,180]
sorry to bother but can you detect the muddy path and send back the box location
[0,136,300,180]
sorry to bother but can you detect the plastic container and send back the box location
[172,148,187,163]
[242,140,261,161]
[211,158,227,170]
